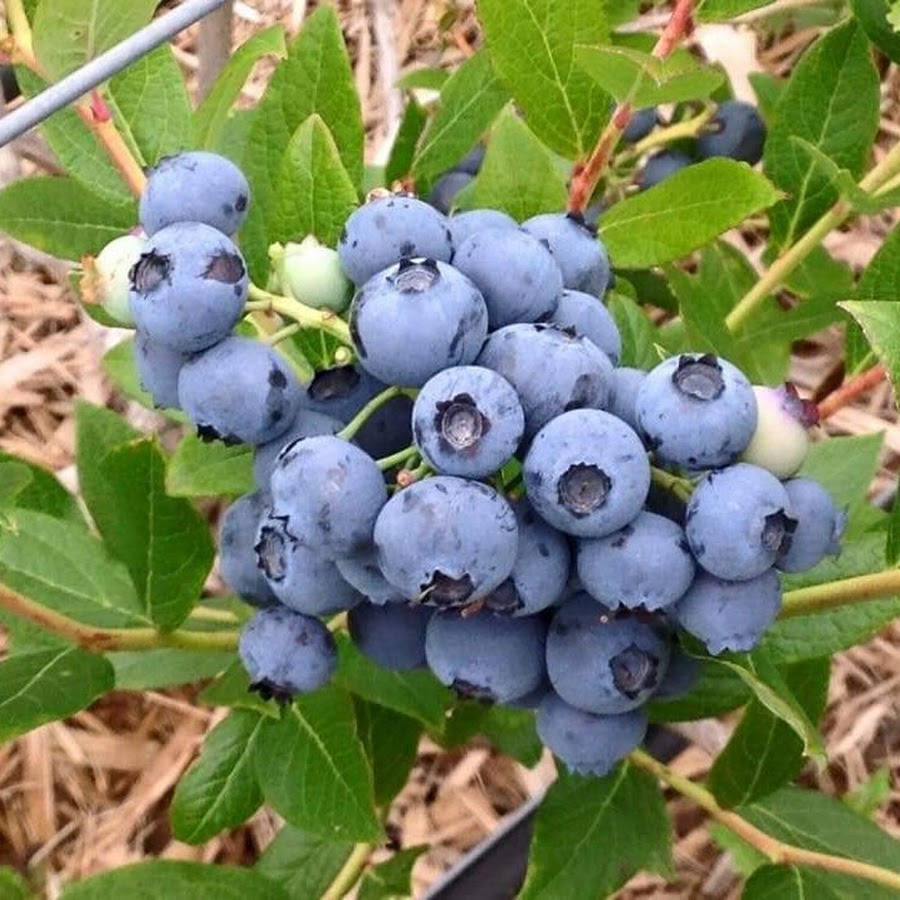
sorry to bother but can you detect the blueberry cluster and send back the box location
[91,149,844,779]
[633,100,767,190]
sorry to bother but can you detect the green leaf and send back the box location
[607,293,664,370]
[0,178,136,261]
[478,0,609,158]
[708,824,769,876]
[0,868,31,900]
[241,7,363,280]
[357,847,428,900]
[0,508,148,628]
[334,635,451,730]
[851,0,900,63]
[195,26,288,150]
[270,115,359,248]
[520,764,671,899]
[198,660,282,718]
[764,21,879,247]
[166,434,255,499]
[0,452,82,523]
[704,651,825,762]
[844,768,892,818]
[743,864,870,900]
[857,223,900,301]
[32,0,158,80]
[411,51,509,187]
[61,861,287,899]
[76,408,214,630]
[15,68,131,205]
[106,46,193,167]
[739,787,900,897]
[841,301,900,401]
[0,646,114,741]
[255,687,381,841]
[697,0,774,22]
[708,657,830,808]
[256,825,352,899]
[0,462,33,510]
[385,101,429,186]
[108,649,234,691]
[397,68,449,91]
[171,710,265,844]
[462,111,567,221]
[442,701,543,766]
[101,338,184,420]
[354,700,422,807]
[648,661,750,722]
[598,159,780,268]
[575,46,724,106]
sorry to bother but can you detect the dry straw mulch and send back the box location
[0,1,899,897]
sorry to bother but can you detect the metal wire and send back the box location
[0,0,228,147]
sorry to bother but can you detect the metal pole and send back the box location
[0,0,228,147]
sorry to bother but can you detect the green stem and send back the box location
[319,842,373,900]
[247,284,352,345]
[629,749,900,892]
[376,445,419,472]
[726,137,900,332]
[5,0,32,60]
[624,107,714,161]
[0,583,240,653]
[263,323,301,346]
[650,465,693,502]
[780,567,900,619]
[338,386,412,441]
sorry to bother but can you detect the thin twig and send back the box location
[817,364,886,420]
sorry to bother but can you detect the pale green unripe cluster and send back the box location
[274,236,353,313]
[741,384,813,478]
[82,233,147,326]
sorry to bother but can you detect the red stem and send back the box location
[817,363,887,420]
[567,0,697,214]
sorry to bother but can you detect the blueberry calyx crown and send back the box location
[778,382,820,428]
[203,251,245,284]
[672,354,725,401]
[761,509,797,554]
[609,644,659,698]
[130,250,171,292]
[255,522,289,581]
[392,257,441,292]
[451,678,496,704]
[558,463,611,516]
[249,678,295,706]
[435,393,489,451]
[421,570,475,606]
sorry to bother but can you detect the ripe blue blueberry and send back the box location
[577,510,695,611]
[178,337,302,446]
[129,221,248,353]
[374,476,519,607]
[485,500,571,617]
[548,289,621,365]
[253,409,344,490]
[674,569,782,654]
[338,195,453,285]
[622,107,657,143]
[546,592,671,715]
[477,324,613,439]
[336,548,405,605]
[454,144,486,175]
[256,516,363,616]
[134,330,190,410]
[350,258,488,387]
[412,365,524,478]
[238,605,337,703]
[686,463,796,581]
[447,209,518,248]
[218,491,277,608]
[269,435,388,558]
[348,601,432,671]
[524,409,650,538]
[650,646,703,701]
[638,150,692,190]
[425,607,546,703]
[139,151,250,236]
[428,171,473,214]
[776,478,846,572]
[636,353,758,470]
[697,100,766,165]
[607,367,647,435]
[521,212,611,295]
[537,692,648,777]
[453,228,562,328]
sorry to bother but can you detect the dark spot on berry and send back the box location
[399,240,415,257]
[349,309,366,358]
[451,678,496,703]
[130,250,171,292]
[235,193,248,212]
[268,367,288,389]
[204,251,245,284]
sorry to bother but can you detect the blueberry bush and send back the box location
[2,0,900,896]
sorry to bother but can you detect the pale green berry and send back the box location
[81,233,147,326]
[281,237,352,312]
[741,384,816,478]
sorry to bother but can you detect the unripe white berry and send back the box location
[741,384,817,478]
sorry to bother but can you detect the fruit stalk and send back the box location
[246,284,353,345]
[319,842,374,900]
[629,749,900,891]
[337,385,414,441]
[780,566,900,619]
[816,363,886,420]
[567,0,698,214]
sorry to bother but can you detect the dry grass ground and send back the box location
[0,1,898,897]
